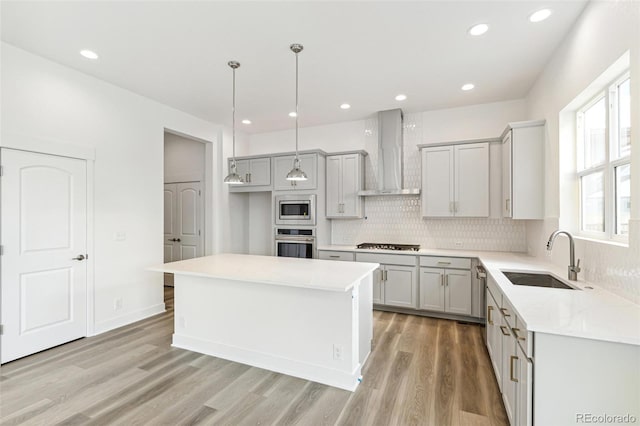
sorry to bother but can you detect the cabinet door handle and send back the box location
[487,306,494,325]
[500,325,510,336]
[248,172,252,183]
[510,355,519,382]
[512,327,526,341]
[440,274,444,286]
[384,270,388,281]
[500,308,510,317]
[445,275,449,287]
[505,199,510,213]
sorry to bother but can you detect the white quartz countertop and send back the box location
[150,253,379,292]
[318,245,640,346]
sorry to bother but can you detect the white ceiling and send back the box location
[1,1,587,134]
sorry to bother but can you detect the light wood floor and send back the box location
[0,287,508,426]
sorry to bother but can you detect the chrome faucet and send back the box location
[546,230,581,281]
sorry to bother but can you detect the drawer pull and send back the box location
[500,308,511,317]
[510,355,519,382]
[500,325,510,336]
[512,327,526,341]
[437,261,451,265]
[487,306,494,325]
[329,255,340,258]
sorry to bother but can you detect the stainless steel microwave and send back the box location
[275,194,316,226]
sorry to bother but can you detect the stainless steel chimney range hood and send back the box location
[358,109,420,196]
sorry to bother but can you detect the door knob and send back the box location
[72,254,85,261]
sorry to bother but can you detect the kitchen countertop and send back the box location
[150,253,379,293]
[318,245,640,346]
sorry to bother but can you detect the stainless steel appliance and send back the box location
[275,194,316,226]
[275,228,316,259]
[356,242,420,251]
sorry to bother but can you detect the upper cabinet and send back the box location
[421,142,489,217]
[273,153,318,191]
[228,157,271,192]
[502,120,545,219]
[326,152,365,219]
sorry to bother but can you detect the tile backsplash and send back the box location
[331,196,527,251]
[331,113,527,252]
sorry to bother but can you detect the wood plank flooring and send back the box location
[0,287,508,425]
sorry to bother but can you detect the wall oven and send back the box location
[275,228,316,259]
[275,194,316,226]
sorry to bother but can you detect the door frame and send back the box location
[0,132,96,336]
[163,128,214,256]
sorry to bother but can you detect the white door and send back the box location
[454,143,489,217]
[445,269,472,315]
[419,267,444,311]
[383,265,417,309]
[1,149,87,363]
[164,182,203,263]
[326,156,342,217]
[421,146,454,217]
[502,131,513,218]
[341,153,360,217]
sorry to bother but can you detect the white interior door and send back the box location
[1,148,88,363]
[164,181,203,263]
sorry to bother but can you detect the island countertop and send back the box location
[150,253,379,292]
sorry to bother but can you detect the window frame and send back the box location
[576,71,631,242]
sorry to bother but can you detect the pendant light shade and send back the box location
[286,43,308,181]
[224,60,244,185]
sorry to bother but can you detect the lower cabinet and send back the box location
[486,275,532,426]
[354,253,418,309]
[419,267,472,315]
[382,264,417,308]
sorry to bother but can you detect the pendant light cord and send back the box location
[232,65,236,162]
[295,50,299,162]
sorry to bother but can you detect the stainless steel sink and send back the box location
[502,271,577,290]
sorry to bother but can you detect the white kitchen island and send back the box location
[150,253,379,391]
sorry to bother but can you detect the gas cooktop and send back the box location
[356,243,420,252]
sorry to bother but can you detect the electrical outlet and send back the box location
[454,241,463,248]
[333,344,343,360]
[114,232,126,241]
[114,298,123,310]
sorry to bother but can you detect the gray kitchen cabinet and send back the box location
[326,152,364,218]
[420,142,489,217]
[419,267,472,315]
[228,156,271,192]
[273,153,317,191]
[419,256,472,316]
[501,120,545,219]
[355,253,418,309]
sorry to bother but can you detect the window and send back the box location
[576,72,631,240]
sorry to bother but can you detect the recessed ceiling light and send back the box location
[80,49,99,60]
[461,83,475,91]
[468,23,489,36]
[395,94,407,101]
[242,119,251,125]
[529,8,552,23]
[289,112,297,117]
[340,103,351,110]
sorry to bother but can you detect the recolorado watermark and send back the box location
[576,413,637,424]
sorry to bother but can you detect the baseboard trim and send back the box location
[92,303,166,336]
[172,333,361,391]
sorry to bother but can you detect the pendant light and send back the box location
[224,60,244,185]
[286,43,308,181]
